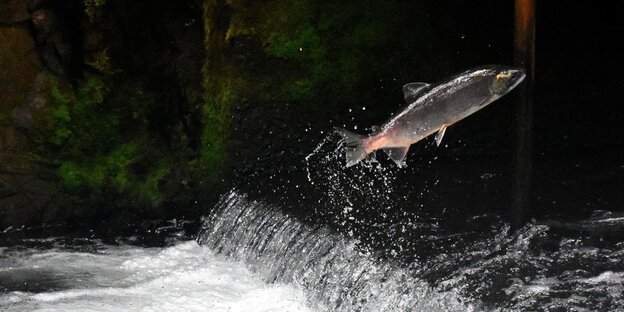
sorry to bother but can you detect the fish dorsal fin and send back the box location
[402,82,430,103]
[381,146,409,168]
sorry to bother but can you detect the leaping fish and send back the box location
[335,65,526,167]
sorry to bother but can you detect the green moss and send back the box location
[43,74,171,206]
[279,79,314,102]
[52,104,71,122]
[57,162,83,189]
[265,24,324,60]
[200,74,235,177]
[50,87,71,107]
[216,0,443,108]
[200,1,244,180]
[85,49,113,74]
[54,137,169,205]
[134,161,169,205]
[0,111,11,128]
[83,0,107,22]
[46,75,114,150]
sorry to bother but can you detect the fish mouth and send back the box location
[507,69,527,91]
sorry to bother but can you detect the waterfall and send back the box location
[197,190,474,312]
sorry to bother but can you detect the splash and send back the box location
[197,190,475,312]
[303,133,411,244]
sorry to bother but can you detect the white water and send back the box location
[3,190,622,312]
[0,240,314,312]
[197,191,475,312]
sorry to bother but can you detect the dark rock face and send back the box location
[0,2,56,227]
[0,0,208,228]
[2,72,66,227]
[0,1,61,228]
[0,0,36,24]
[0,152,67,226]
[0,26,41,112]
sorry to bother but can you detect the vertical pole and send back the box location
[512,0,535,228]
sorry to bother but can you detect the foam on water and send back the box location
[0,240,313,312]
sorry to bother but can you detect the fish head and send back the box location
[489,66,526,97]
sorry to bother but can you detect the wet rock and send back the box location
[0,0,30,24]
[0,26,41,112]
[0,26,52,225]
[10,72,57,142]
[30,1,84,80]
[0,152,66,226]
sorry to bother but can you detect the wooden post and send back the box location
[512,0,535,228]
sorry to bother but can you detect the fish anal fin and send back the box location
[435,125,447,147]
[382,146,410,168]
[403,82,431,103]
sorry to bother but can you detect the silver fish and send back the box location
[336,65,526,167]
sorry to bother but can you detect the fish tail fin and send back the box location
[334,127,368,167]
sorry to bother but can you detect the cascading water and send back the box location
[197,190,474,312]
[196,189,624,311]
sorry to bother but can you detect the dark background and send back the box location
[0,0,622,235]
[1,2,622,310]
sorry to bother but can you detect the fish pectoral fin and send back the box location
[402,82,431,103]
[435,126,447,147]
[382,146,410,168]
